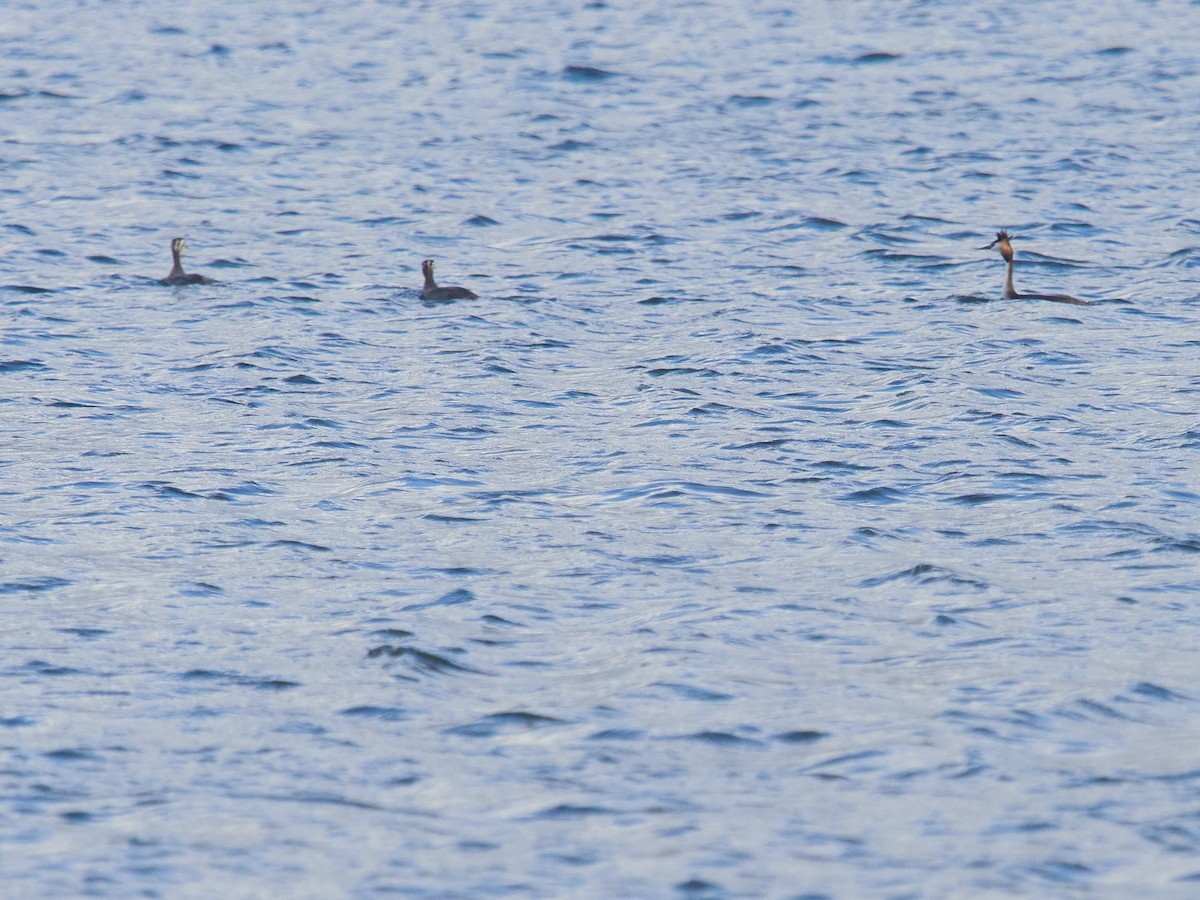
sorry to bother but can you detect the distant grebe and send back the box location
[161,237,214,286]
[980,231,1091,306]
[420,259,477,300]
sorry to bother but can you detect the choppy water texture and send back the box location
[3,1,1200,896]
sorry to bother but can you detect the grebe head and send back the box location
[172,237,186,257]
[422,259,435,277]
[980,230,1013,262]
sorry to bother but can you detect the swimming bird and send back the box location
[420,259,477,300]
[161,237,214,286]
[980,231,1091,306]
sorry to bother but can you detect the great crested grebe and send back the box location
[161,237,214,286]
[420,259,477,300]
[980,231,1091,306]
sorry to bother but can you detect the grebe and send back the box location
[980,231,1091,306]
[161,237,214,286]
[420,259,477,300]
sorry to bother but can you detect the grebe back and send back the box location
[980,231,1091,306]
[420,259,477,301]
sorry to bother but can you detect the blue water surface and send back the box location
[3,1,1200,896]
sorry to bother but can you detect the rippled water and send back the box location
[3,1,1200,896]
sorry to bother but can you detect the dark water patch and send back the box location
[366,645,480,676]
[179,670,299,690]
[561,65,620,82]
[18,659,86,677]
[403,589,476,611]
[2,285,54,295]
[340,706,408,721]
[1055,699,1129,722]
[370,628,415,639]
[648,682,734,703]
[0,576,71,594]
[860,564,988,590]
[726,438,791,450]
[678,731,763,747]
[1150,535,1200,554]
[179,582,223,597]
[56,627,110,640]
[1130,683,1189,702]
[144,483,205,500]
[774,730,828,744]
[973,386,1025,399]
[949,492,1014,505]
[419,566,503,579]
[851,51,902,64]
[644,366,719,378]
[816,459,873,473]
[529,804,615,822]
[216,482,275,498]
[446,711,565,737]
[267,539,331,553]
[234,791,387,812]
[1020,860,1093,884]
[840,486,907,504]
[44,749,100,762]
[548,139,593,153]
[638,295,709,306]
[724,94,775,108]
[592,480,769,507]
[803,749,887,775]
[589,728,645,741]
[0,359,49,373]
[675,879,732,899]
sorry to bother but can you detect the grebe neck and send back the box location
[170,240,186,278]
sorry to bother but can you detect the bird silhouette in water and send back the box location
[980,231,1091,306]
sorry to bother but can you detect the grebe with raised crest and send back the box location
[161,237,214,286]
[980,231,1091,306]
[420,259,477,301]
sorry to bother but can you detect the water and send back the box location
[3,1,1200,896]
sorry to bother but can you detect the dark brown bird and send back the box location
[161,237,214,286]
[420,259,477,300]
[980,231,1090,306]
